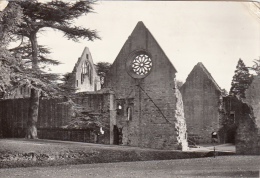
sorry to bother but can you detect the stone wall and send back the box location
[237,74,260,155]
[245,75,260,131]
[180,63,222,143]
[218,96,239,144]
[104,21,188,150]
[220,93,260,155]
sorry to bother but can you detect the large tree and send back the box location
[229,59,253,99]
[8,0,100,139]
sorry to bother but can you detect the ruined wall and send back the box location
[104,22,188,150]
[218,96,239,144]
[236,74,260,155]
[69,47,101,92]
[180,63,222,143]
[221,93,260,155]
[245,75,260,130]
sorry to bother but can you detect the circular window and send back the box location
[132,54,152,75]
[126,51,153,79]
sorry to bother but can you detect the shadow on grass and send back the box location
[193,171,259,177]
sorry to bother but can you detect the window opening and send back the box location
[127,107,132,121]
[82,62,88,75]
[132,54,152,75]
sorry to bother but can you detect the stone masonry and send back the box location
[180,62,222,144]
[104,21,188,150]
[240,74,260,155]
[67,47,101,92]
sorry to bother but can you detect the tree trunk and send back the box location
[26,32,40,139]
[26,88,39,139]
[29,32,39,70]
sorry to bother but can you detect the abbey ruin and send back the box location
[0,21,259,154]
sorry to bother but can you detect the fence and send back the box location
[0,92,114,144]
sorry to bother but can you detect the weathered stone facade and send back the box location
[219,77,260,155]
[104,21,188,150]
[218,96,239,144]
[68,47,101,92]
[245,75,260,130]
[241,74,260,155]
[180,62,222,143]
[220,95,260,155]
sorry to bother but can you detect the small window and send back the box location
[230,111,235,123]
[81,74,84,84]
[117,104,123,115]
[86,54,89,59]
[127,107,132,121]
[89,67,92,84]
[82,62,88,74]
[76,80,78,87]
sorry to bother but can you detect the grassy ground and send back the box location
[0,139,234,168]
[1,156,259,177]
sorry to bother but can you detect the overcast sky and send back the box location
[36,1,260,90]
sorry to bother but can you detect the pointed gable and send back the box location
[192,62,221,91]
[105,21,177,92]
[131,21,177,72]
[69,47,100,92]
[181,62,221,92]
[180,62,222,143]
[72,47,94,73]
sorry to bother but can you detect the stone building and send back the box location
[219,92,260,155]
[67,47,101,92]
[104,21,188,150]
[241,74,260,154]
[180,62,222,144]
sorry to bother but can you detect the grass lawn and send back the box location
[0,138,234,168]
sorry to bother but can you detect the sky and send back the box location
[4,1,260,91]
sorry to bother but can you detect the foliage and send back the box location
[229,59,253,99]
[9,41,61,69]
[12,0,99,42]
[60,98,108,133]
[6,0,100,94]
[249,57,260,75]
[4,0,100,138]
[0,2,23,94]
[95,62,111,87]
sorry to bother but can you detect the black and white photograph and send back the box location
[0,0,259,177]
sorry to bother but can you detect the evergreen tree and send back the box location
[250,57,260,75]
[229,59,253,98]
[7,0,100,139]
[95,62,111,88]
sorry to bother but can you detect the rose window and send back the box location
[132,54,152,75]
